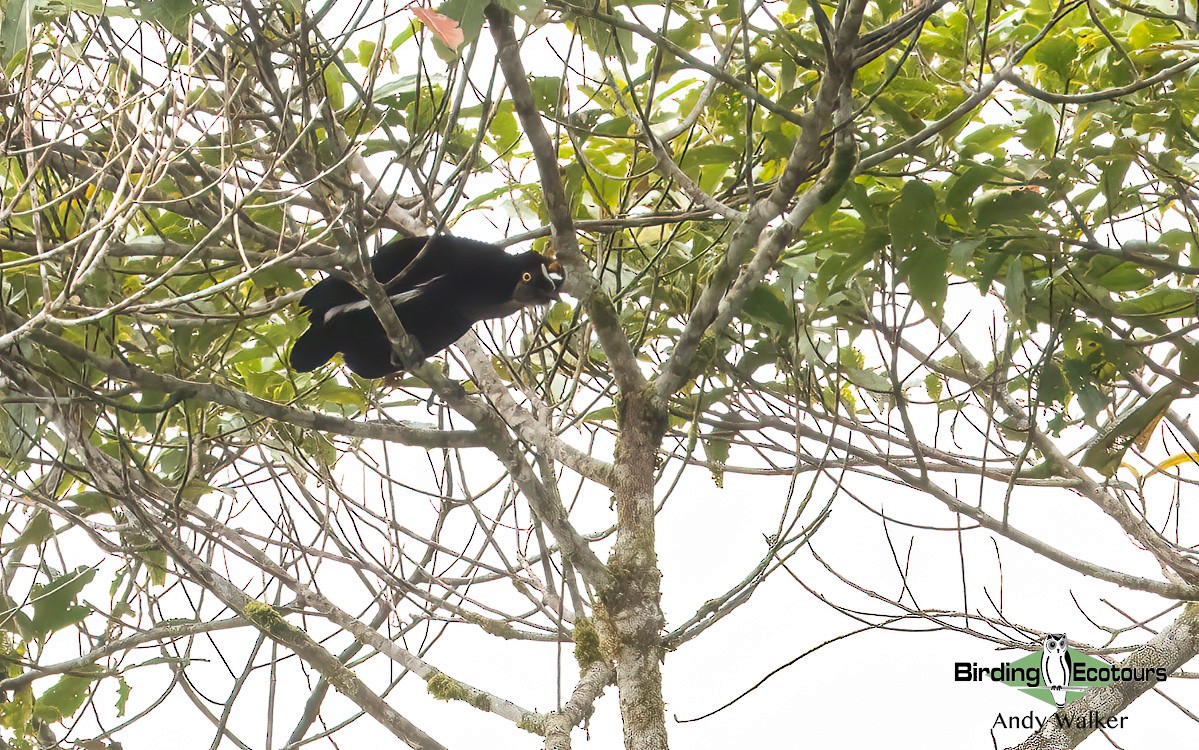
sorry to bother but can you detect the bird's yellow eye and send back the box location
[521,272,532,282]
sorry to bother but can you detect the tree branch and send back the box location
[1008,604,1199,750]
[0,310,482,449]
[486,4,647,397]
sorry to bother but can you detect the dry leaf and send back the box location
[411,8,464,51]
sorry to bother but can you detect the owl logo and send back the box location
[1041,633,1072,708]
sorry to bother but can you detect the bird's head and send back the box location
[511,252,565,306]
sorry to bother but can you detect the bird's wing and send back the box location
[386,274,450,305]
[393,280,474,356]
[298,276,360,321]
[370,236,432,285]
[299,238,436,321]
[383,236,509,292]
[322,275,449,321]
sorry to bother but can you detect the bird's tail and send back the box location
[289,324,339,372]
[1050,686,1066,708]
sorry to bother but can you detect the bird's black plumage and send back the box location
[290,235,564,378]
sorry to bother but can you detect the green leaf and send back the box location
[946,163,999,214]
[65,491,114,516]
[1181,342,1199,382]
[924,372,943,401]
[568,13,636,62]
[679,144,741,168]
[741,285,792,332]
[888,180,937,250]
[844,365,893,393]
[140,547,168,586]
[902,241,949,317]
[493,0,543,22]
[1034,36,1078,78]
[62,0,114,14]
[323,65,345,111]
[974,188,1046,229]
[701,433,730,488]
[1020,110,1056,154]
[130,0,198,38]
[1129,19,1178,50]
[1062,359,1107,425]
[9,511,53,550]
[1087,256,1153,292]
[1111,286,1199,319]
[355,40,376,66]
[948,239,983,273]
[488,105,520,152]
[0,679,34,736]
[1005,258,1026,319]
[875,95,926,135]
[0,0,32,66]
[584,406,616,423]
[1081,383,1183,477]
[371,74,424,103]
[838,346,865,370]
[529,76,563,116]
[960,124,1013,157]
[1038,360,1068,407]
[30,567,96,639]
[34,669,101,723]
[115,677,130,718]
[0,401,42,468]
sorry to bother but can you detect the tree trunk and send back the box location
[604,390,670,750]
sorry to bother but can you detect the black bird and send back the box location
[290,235,565,378]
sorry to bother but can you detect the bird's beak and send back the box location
[545,260,565,297]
